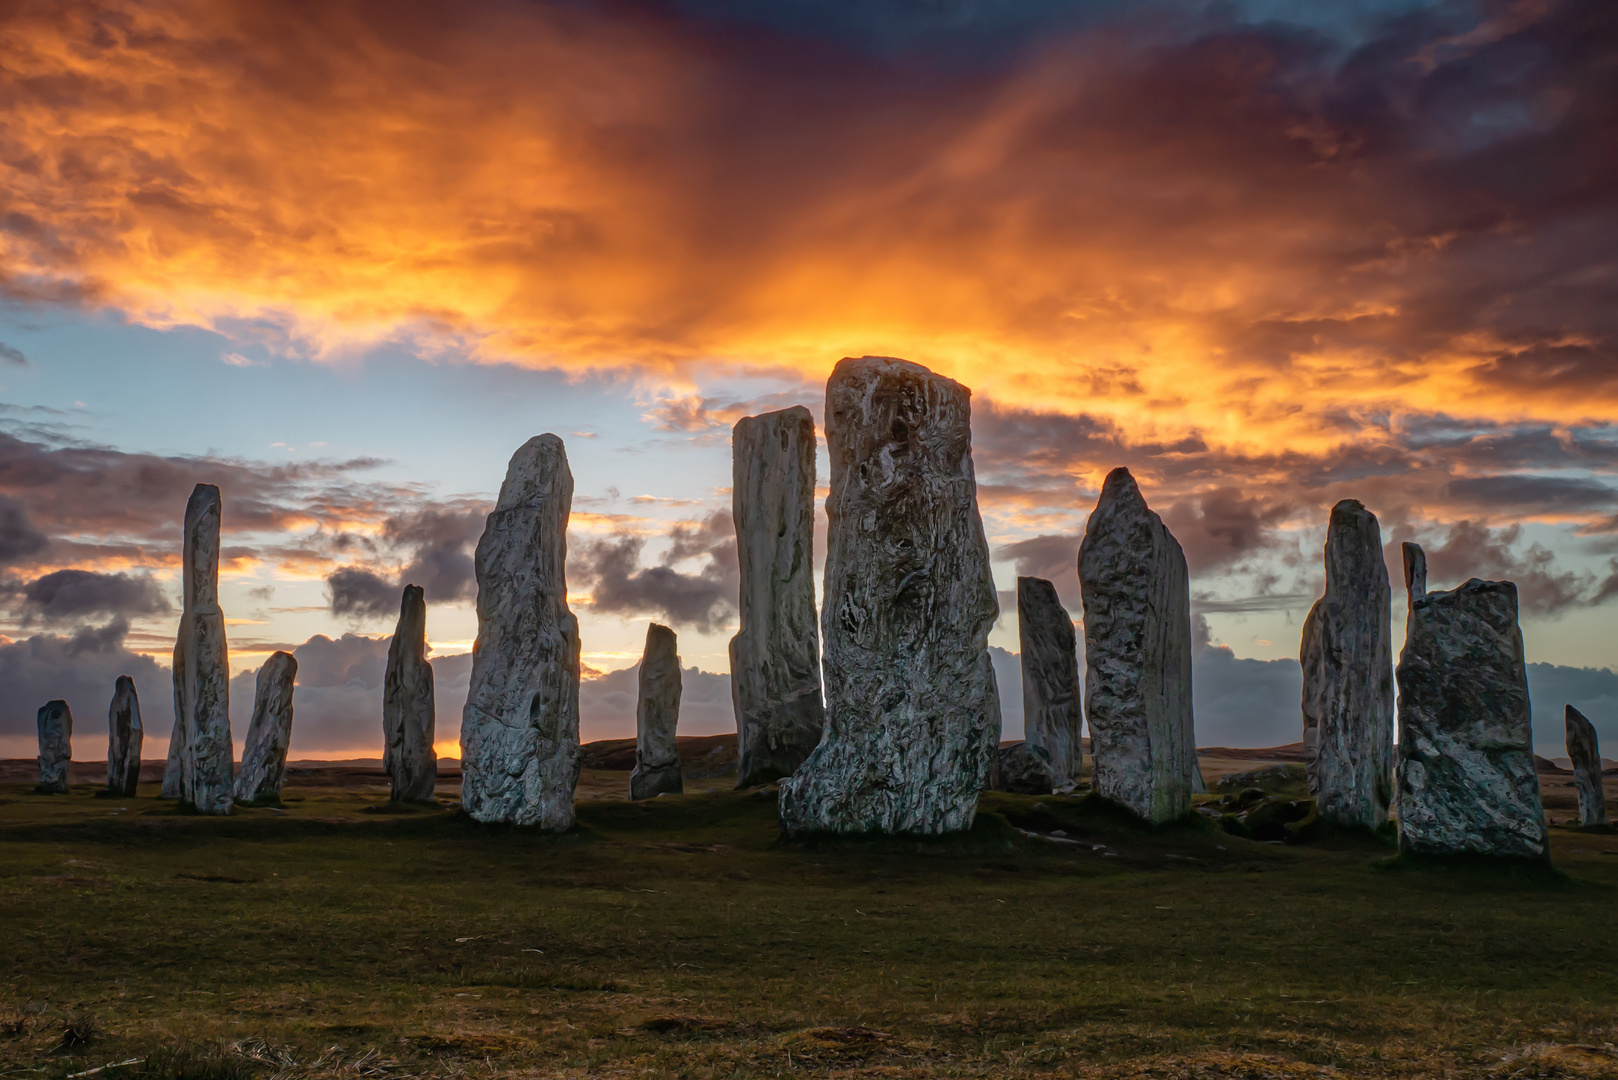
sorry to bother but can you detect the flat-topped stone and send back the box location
[729,406,825,787]
[779,357,1001,835]
[37,699,72,794]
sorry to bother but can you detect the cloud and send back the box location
[326,567,399,619]
[572,511,740,633]
[0,618,175,755]
[1407,519,1617,616]
[1160,488,1294,574]
[0,495,49,567]
[322,504,486,618]
[0,342,26,366]
[16,568,173,621]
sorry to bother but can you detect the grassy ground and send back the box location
[2,766,1616,1080]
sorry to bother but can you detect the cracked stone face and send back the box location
[384,584,437,803]
[1565,704,1607,828]
[36,699,72,794]
[460,435,582,829]
[234,651,298,804]
[1395,543,1548,860]
[167,483,233,814]
[1017,576,1082,788]
[1077,467,1196,824]
[632,623,684,801]
[107,676,143,797]
[729,406,825,788]
[1299,499,1395,830]
[778,356,1000,836]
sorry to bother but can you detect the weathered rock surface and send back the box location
[631,623,684,800]
[778,357,1001,835]
[992,741,1054,795]
[1017,576,1082,788]
[1298,499,1395,829]
[1077,467,1197,823]
[460,435,582,828]
[1395,542,1548,859]
[170,484,233,813]
[729,406,825,788]
[36,700,72,793]
[107,676,143,796]
[1565,704,1607,828]
[384,584,437,802]
[234,651,297,803]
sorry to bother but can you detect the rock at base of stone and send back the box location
[1565,704,1607,828]
[1299,499,1395,830]
[631,623,684,801]
[778,357,1001,836]
[1395,547,1548,859]
[729,406,825,788]
[460,435,582,828]
[107,676,143,797]
[36,699,72,794]
[174,483,233,814]
[1077,467,1197,824]
[384,584,437,803]
[234,651,297,803]
[992,741,1054,796]
[1017,576,1082,787]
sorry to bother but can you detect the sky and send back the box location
[1,0,1616,761]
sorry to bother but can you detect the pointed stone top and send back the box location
[263,650,297,674]
[400,582,425,608]
[495,435,570,512]
[1567,703,1595,731]
[1017,576,1062,604]
[1099,466,1146,508]
[646,622,677,648]
[1402,542,1427,599]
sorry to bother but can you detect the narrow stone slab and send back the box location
[1395,542,1548,859]
[107,676,143,797]
[1017,576,1081,788]
[1077,467,1196,823]
[171,483,233,814]
[631,623,684,800]
[1565,704,1607,828]
[36,699,72,794]
[1299,499,1395,829]
[460,435,582,828]
[729,406,825,788]
[234,651,297,803]
[778,356,1001,835]
[384,584,437,803]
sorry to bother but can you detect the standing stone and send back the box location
[1298,500,1395,829]
[1565,705,1607,828]
[729,406,825,788]
[168,484,233,813]
[1077,467,1196,824]
[234,651,297,803]
[1395,542,1548,859]
[631,623,684,800]
[1018,576,1082,788]
[384,584,437,802]
[778,356,1001,835]
[107,677,143,797]
[36,700,72,793]
[460,435,582,828]
[993,741,1055,795]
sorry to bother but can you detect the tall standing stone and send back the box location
[1298,500,1395,829]
[631,623,684,800]
[234,651,297,803]
[169,484,233,813]
[778,356,1001,835]
[1565,705,1607,828]
[1077,467,1196,824]
[1395,543,1548,859]
[1018,576,1082,788]
[460,435,582,828]
[107,677,143,797]
[384,584,437,802]
[729,406,825,788]
[36,700,72,793]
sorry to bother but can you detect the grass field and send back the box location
[2,758,1616,1080]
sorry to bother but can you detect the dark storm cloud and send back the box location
[0,618,175,744]
[18,568,172,621]
[1405,519,1617,615]
[326,568,400,620]
[571,512,740,633]
[1446,475,1618,514]
[0,495,48,566]
[322,503,487,619]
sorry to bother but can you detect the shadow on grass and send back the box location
[1372,849,1574,889]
